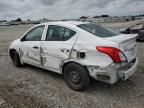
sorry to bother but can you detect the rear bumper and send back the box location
[87,57,138,84]
[118,57,138,80]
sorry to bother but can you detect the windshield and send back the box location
[77,23,119,37]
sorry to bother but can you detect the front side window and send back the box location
[77,23,119,37]
[46,25,76,41]
[24,25,45,41]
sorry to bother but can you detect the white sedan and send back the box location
[9,21,138,91]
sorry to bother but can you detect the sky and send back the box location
[0,0,144,20]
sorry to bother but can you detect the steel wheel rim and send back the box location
[69,71,81,84]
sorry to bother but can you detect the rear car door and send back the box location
[41,25,77,73]
[20,25,45,65]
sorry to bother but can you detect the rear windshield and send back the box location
[77,23,119,37]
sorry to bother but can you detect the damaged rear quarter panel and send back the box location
[68,30,115,68]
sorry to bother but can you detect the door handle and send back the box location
[61,49,64,52]
[60,49,70,53]
[33,46,39,49]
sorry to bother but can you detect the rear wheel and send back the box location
[63,63,90,91]
[10,50,22,67]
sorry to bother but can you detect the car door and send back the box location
[41,25,77,73]
[20,25,45,65]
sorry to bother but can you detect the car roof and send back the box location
[42,21,89,26]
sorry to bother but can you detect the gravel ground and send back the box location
[0,23,144,108]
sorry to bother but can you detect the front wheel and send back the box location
[63,63,90,91]
[10,51,22,67]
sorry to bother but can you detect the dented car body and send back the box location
[9,21,138,90]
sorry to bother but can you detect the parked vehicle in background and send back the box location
[9,21,138,91]
[120,23,144,41]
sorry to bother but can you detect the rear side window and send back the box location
[46,25,76,41]
[77,23,119,37]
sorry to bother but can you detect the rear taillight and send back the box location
[96,46,126,63]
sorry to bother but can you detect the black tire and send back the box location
[10,51,22,67]
[63,63,90,91]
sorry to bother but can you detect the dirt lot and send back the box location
[0,23,144,108]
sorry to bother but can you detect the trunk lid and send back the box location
[105,34,137,62]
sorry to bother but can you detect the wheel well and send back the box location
[62,61,88,75]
